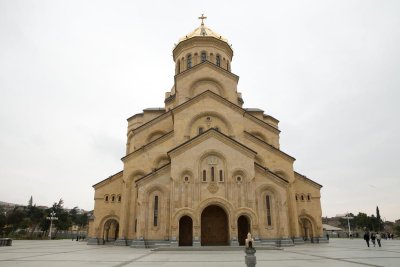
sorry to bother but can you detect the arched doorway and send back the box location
[300,217,314,242]
[103,219,119,244]
[201,205,229,246]
[237,215,250,246]
[179,216,193,246]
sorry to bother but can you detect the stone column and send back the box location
[115,178,131,246]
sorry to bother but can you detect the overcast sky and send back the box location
[1,0,399,221]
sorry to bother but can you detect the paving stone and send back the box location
[0,239,399,266]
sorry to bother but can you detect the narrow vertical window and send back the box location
[219,170,223,182]
[216,55,221,67]
[153,195,159,227]
[201,51,207,62]
[134,219,137,232]
[211,167,215,182]
[202,170,207,182]
[266,195,272,226]
[187,54,192,69]
[227,61,230,71]
[198,127,204,134]
[176,60,180,74]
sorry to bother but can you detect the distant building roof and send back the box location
[323,224,343,231]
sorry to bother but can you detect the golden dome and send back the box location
[177,24,229,45]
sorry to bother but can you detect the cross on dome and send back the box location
[198,14,207,26]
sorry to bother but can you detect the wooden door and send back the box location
[179,216,193,246]
[238,215,250,246]
[201,205,229,245]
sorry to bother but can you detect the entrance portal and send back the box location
[201,205,229,246]
[103,219,119,244]
[237,215,250,246]
[179,216,193,246]
[300,217,314,242]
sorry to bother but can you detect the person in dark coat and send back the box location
[371,232,376,247]
[364,231,370,247]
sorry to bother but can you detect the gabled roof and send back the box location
[92,170,123,189]
[127,89,280,136]
[121,130,174,162]
[295,171,322,188]
[254,163,289,184]
[135,163,171,184]
[172,90,280,134]
[168,128,257,158]
[244,131,295,162]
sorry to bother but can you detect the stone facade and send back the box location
[88,20,326,247]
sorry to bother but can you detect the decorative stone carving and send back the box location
[207,182,219,193]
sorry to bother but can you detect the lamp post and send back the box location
[342,213,354,238]
[46,211,58,240]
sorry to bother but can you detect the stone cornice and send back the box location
[295,171,322,188]
[93,170,123,189]
[121,130,174,163]
[254,163,288,186]
[173,36,233,61]
[168,128,257,159]
[244,131,295,162]
[174,60,239,82]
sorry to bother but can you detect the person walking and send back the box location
[376,233,382,247]
[371,232,376,247]
[364,231,370,247]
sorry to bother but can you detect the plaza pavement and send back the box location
[0,238,399,267]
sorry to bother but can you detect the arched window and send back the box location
[216,55,221,67]
[105,195,109,202]
[202,170,207,182]
[266,195,272,226]
[307,194,311,201]
[301,195,304,201]
[153,195,159,227]
[118,195,121,202]
[201,51,207,62]
[211,166,215,182]
[187,54,192,69]
[111,195,115,202]
[219,170,223,182]
[134,219,137,232]
[295,194,298,201]
[184,176,189,182]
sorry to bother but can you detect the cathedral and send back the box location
[88,16,326,247]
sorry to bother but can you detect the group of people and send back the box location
[383,232,395,240]
[363,231,382,247]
